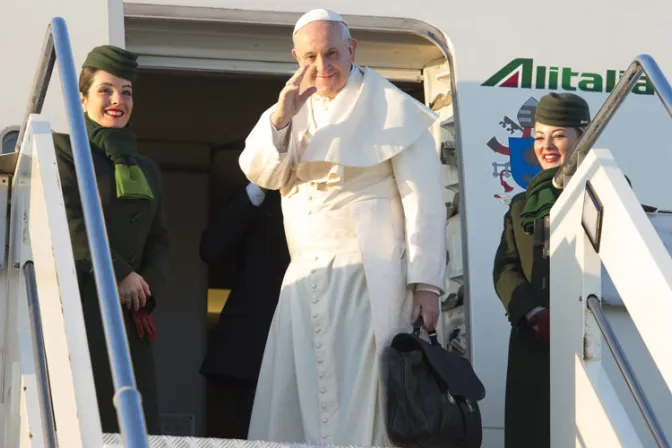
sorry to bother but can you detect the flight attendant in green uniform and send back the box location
[53,45,170,434]
[493,93,590,448]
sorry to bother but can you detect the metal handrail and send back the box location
[23,261,57,448]
[554,54,672,189]
[586,295,670,448]
[17,18,148,446]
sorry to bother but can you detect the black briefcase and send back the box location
[383,318,486,448]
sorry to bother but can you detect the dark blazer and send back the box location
[199,187,290,381]
[493,192,550,448]
[53,133,170,435]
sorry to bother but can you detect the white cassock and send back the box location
[239,65,446,446]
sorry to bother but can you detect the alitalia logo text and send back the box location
[482,58,653,95]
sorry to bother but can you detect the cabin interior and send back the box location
[124,17,455,437]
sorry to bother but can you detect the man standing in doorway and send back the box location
[239,9,446,445]
[199,181,289,438]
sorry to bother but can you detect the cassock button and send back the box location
[315,328,321,334]
[321,404,327,410]
[313,313,318,319]
[308,211,312,215]
[319,373,324,379]
[318,359,323,364]
[312,285,317,290]
[323,435,329,440]
[316,343,322,349]
[320,388,326,394]
[311,269,316,274]
[313,299,319,304]
[322,418,328,423]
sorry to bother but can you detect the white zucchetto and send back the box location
[293,9,346,36]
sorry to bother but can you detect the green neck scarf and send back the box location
[84,115,154,200]
[520,167,560,234]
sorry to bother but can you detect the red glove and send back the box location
[131,307,157,342]
[533,309,550,342]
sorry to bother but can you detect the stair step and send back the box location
[102,434,389,448]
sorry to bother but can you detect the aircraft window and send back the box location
[1,127,19,154]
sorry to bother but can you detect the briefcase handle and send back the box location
[412,316,440,346]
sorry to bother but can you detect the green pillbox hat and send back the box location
[82,45,139,82]
[535,92,591,128]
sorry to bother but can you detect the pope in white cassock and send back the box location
[240,9,447,446]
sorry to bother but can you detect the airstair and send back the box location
[549,56,672,447]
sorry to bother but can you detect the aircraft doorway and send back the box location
[126,15,450,438]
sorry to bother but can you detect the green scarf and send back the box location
[520,167,560,234]
[84,115,154,200]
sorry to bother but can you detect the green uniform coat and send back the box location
[493,192,550,448]
[53,132,170,434]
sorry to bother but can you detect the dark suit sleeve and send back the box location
[493,204,543,326]
[199,188,259,264]
[54,135,134,282]
[138,169,171,298]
